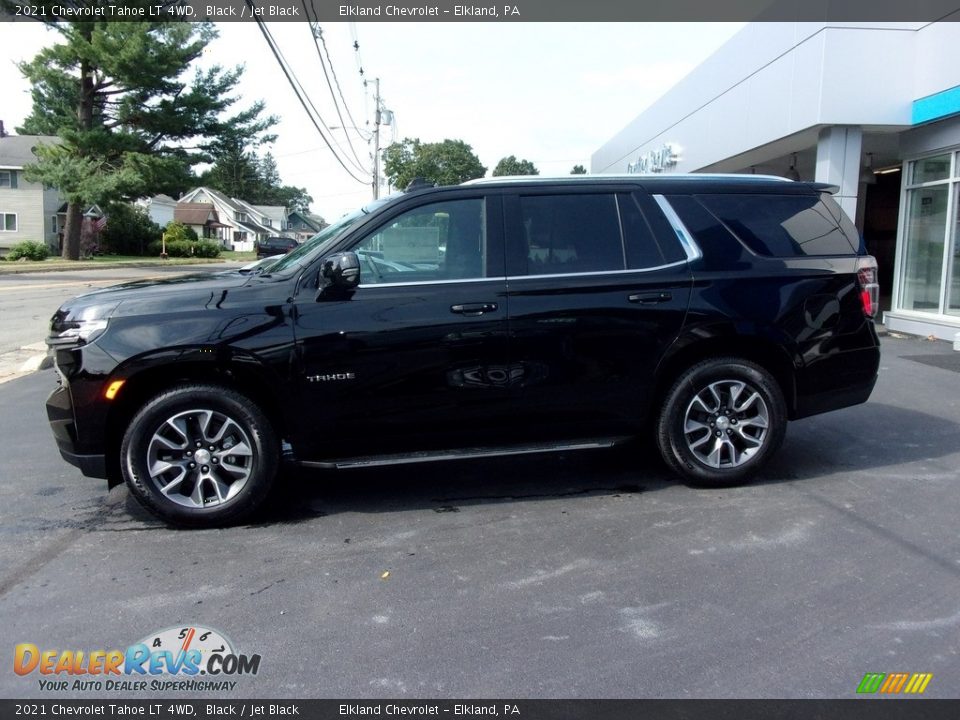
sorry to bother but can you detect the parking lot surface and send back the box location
[0,334,958,699]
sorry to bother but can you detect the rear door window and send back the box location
[696,193,857,257]
[517,193,625,275]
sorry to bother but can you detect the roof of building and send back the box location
[174,203,219,226]
[182,187,244,214]
[0,134,62,169]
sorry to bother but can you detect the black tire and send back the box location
[656,357,786,487]
[120,384,279,527]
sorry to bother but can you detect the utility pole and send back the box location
[372,77,381,200]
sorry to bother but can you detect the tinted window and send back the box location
[618,193,669,269]
[354,198,487,284]
[697,194,857,257]
[517,194,625,275]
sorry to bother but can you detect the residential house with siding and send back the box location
[286,209,326,241]
[178,187,282,252]
[0,128,64,253]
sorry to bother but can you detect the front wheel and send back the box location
[656,358,786,487]
[120,384,279,527]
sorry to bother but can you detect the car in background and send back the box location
[255,236,298,259]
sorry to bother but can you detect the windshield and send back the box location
[265,197,396,275]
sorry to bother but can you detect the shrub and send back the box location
[163,221,199,244]
[7,241,50,261]
[146,239,221,258]
[100,204,162,256]
[193,240,222,258]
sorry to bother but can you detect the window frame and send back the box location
[1,212,18,232]
[0,171,12,188]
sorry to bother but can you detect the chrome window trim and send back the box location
[506,262,687,282]
[652,194,703,262]
[358,276,503,289]
[355,261,691,289]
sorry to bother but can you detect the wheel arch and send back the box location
[653,331,800,421]
[103,358,288,488]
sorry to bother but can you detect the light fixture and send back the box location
[860,153,877,185]
[787,154,800,181]
[875,166,902,175]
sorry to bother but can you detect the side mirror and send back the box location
[316,251,360,300]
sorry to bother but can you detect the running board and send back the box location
[295,437,631,470]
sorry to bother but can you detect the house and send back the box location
[0,125,64,253]
[286,209,327,241]
[249,203,289,237]
[137,193,177,227]
[173,202,226,239]
[177,187,281,252]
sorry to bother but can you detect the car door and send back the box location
[502,188,693,441]
[289,193,510,461]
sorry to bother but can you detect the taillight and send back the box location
[856,256,879,318]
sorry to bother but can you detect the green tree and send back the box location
[200,138,263,201]
[571,164,588,175]
[13,6,276,259]
[201,146,312,212]
[270,185,313,213]
[383,138,486,189]
[99,203,162,256]
[493,155,539,177]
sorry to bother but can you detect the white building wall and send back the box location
[0,176,44,249]
[592,23,928,175]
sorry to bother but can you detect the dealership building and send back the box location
[592,21,960,340]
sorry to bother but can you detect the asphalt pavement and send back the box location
[0,334,958,699]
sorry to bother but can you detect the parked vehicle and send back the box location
[45,175,880,526]
[255,236,298,259]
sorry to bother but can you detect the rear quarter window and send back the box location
[696,193,858,257]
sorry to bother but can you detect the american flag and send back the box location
[93,215,107,231]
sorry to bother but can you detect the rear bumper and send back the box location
[794,374,878,419]
[793,343,880,419]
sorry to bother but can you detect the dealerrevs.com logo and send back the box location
[14,625,261,693]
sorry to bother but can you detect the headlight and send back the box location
[48,302,120,346]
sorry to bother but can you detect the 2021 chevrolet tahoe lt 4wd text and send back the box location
[45,175,881,527]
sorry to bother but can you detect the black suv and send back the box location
[255,236,298,259]
[45,176,880,527]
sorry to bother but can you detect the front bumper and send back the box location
[46,383,108,479]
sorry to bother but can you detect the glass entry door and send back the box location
[897,153,957,316]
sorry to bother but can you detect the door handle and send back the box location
[451,302,499,316]
[628,291,672,304]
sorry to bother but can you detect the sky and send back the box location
[0,21,745,221]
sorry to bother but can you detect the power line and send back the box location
[245,0,369,184]
[300,2,367,170]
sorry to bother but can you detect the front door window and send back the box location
[353,198,487,284]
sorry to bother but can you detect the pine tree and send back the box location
[14,7,276,259]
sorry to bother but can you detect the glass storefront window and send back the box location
[948,183,960,317]
[911,154,951,184]
[900,186,947,313]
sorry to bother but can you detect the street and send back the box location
[0,281,958,698]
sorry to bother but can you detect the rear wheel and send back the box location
[121,384,278,527]
[656,358,786,486]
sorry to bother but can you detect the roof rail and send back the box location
[462,173,793,185]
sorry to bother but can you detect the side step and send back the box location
[295,437,632,470]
